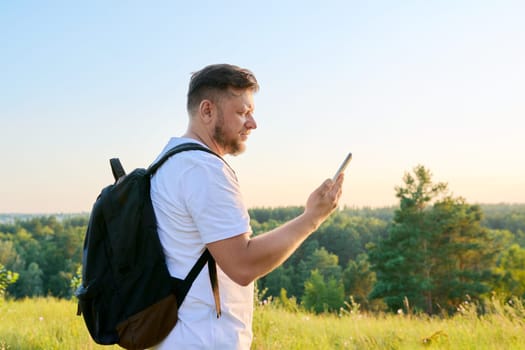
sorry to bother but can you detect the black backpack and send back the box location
[76,142,222,350]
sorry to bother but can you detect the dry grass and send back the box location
[0,297,524,349]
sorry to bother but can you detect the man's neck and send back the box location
[182,130,224,156]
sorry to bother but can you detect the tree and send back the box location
[316,214,381,269]
[343,253,377,310]
[493,244,525,298]
[369,165,499,314]
[262,265,293,298]
[12,262,44,297]
[0,263,18,299]
[428,199,507,311]
[269,239,319,300]
[1,216,86,299]
[302,270,344,313]
[369,165,448,313]
[306,247,342,282]
[0,240,24,273]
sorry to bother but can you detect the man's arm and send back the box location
[206,175,344,286]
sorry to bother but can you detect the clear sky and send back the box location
[1,1,524,214]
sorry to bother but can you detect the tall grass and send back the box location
[0,298,118,350]
[253,298,525,350]
[1,297,524,349]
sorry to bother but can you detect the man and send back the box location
[150,64,344,349]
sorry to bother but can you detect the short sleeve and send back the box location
[182,156,251,244]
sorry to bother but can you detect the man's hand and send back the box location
[303,174,344,230]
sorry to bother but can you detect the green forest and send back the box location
[1,165,524,316]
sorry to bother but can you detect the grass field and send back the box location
[1,298,524,349]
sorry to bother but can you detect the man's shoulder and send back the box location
[159,138,220,164]
[154,141,227,179]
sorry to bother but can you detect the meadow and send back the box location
[1,298,524,349]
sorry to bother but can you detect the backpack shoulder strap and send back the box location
[146,142,223,176]
[148,141,222,317]
[179,250,221,318]
[207,254,221,318]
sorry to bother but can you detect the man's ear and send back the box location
[198,99,215,124]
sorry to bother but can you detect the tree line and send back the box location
[1,165,524,315]
[253,165,525,314]
[0,216,86,298]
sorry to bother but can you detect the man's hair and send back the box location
[187,64,259,115]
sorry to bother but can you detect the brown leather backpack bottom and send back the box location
[116,294,178,350]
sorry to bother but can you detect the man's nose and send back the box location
[246,115,257,129]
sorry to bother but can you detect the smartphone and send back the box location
[332,152,352,181]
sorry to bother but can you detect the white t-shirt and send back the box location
[150,137,254,350]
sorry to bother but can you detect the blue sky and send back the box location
[1,1,524,213]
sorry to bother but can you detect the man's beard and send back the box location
[213,110,245,156]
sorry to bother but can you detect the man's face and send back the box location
[212,89,256,156]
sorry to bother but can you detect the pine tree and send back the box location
[369,165,499,314]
